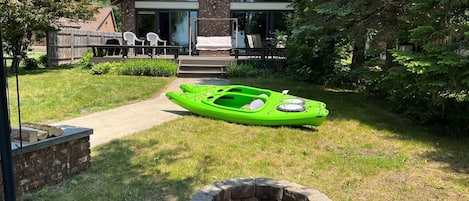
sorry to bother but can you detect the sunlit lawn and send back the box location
[19,76,469,201]
[7,68,174,124]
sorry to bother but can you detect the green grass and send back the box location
[18,77,469,201]
[7,68,174,124]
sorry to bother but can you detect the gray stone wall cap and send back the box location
[255,178,290,188]
[190,192,215,201]
[222,177,255,186]
[198,183,224,196]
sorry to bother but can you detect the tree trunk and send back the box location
[9,56,21,74]
[351,34,366,69]
[382,2,399,72]
[383,40,395,71]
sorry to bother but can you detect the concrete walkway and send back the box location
[51,77,229,148]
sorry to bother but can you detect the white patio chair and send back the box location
[146,32,167,56]
[123,31,145,56]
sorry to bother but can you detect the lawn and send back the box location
[6,68,175,124]
[14,72,468,201]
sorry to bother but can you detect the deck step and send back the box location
[178,70,226,74]
[177,58,235,77]
[179,64,229,68]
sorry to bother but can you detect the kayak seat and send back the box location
[249,99,264,110]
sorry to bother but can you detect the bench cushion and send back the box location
[196,36,232,51]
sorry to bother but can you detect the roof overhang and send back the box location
[134,1,293,11]
[136,2,199,9]
[230,2,293,11]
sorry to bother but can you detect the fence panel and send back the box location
[47,29,122,66]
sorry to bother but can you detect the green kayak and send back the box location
[166,84,329,126]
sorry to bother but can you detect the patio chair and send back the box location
[146,32,167,56]
[123,31,145,56]
[246,34,266,58]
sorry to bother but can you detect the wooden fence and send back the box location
[47,29,122,66]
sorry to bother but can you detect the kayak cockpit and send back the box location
[203,92,269,112]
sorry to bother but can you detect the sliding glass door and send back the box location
[137,10,197,54]
[232,11,289,47]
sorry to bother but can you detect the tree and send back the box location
[385,0,469,136]
[0,0,96,70]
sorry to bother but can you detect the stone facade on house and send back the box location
[198,0,231,36]
[121,0,136,33]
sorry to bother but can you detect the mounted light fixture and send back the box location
[211,2,217,10]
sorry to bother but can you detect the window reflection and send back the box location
[137,11,156,39]
[171,11,197,53]
[232,11,289,47]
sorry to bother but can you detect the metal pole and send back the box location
[0,25,17,201]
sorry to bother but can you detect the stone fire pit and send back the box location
[191,178,331,201]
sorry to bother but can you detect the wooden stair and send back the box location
[177,58,234,77]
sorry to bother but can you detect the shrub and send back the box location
[226,64,267,78]
[116,59,177,76]
[38,54,48,66]
[379,48,469,137]
[23,57,39,70]
[324,67,384,94]
[77,49,94,69]
[90,59,177,77]
[90,62,122,75]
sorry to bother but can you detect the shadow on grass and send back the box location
[230,78,469,175]
[85,137,202,200]
[5,66,77,78]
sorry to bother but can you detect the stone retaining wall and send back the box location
[191,178,331,201]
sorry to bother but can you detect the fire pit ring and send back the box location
[191,178,331,201]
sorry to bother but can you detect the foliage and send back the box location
[90,59,177,77]
[383,48,469,136]
[0,1,95,70]
[287,0,469,137]
[226,63,268,78]
[377,0,469,136]
[77,49,95,69]
[23,57,39,70]
[90,62,123,75]
[286,35,338,83]
[324,67,384,93]
[38,54,48,67]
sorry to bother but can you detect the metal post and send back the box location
[0,25,17,201]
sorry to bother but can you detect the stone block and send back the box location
[223,178,255,199]
[191,192,215,201]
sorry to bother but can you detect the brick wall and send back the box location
[198,0,231,36]
[0,127,92,200]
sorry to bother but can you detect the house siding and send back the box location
[99,14,118,32]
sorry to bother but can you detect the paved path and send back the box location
[52,77,229,147]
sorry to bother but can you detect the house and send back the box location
[111,0,293,54]
[58,7,117,32]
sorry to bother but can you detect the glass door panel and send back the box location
[137,11,156,39]
[170,11,195,53]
